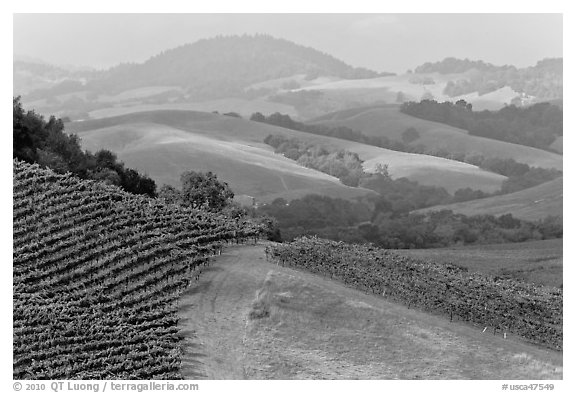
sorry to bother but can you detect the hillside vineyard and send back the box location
[266,237,562,350]
[13,160,262,379]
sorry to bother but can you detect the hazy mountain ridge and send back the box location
[19,35,390,99]
[15,36,562,123]
[415,57,562,100]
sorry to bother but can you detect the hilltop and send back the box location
[414,177,562,221]
[69,109,506,197]
[310,105,563,170]
[16,35,388,101]
[414,57,562,101]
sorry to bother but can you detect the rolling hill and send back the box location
[69,110,506,197]
[397,239,562,288]
[180,245,562,379]
[310,105,563,170]
[414,177,562,221]
[13,159,261,379]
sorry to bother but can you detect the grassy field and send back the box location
[397,239,563,288]
[74,122,374,203]
[71,109,506,194]
[310,105,563,171]
[295,72,523,111]
[88,98,299,119]
[179,245,562,379]
[415,177,562,221]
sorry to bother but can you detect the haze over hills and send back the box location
[13,17,564,381]
[310,105,563,170]
[69,109,506,198]
[14,35,562,122]
[14,33,562,219]
[15,35,388,100]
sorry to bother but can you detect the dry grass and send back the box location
[242,268,562,379]
[311,105,563,171]
[72,109,507,193]
[416,177,562,221]
[397,239,563,288]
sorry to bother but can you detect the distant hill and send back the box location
[69,111,377,203]
[16,41,561,122]
[274,58,562,118]
[16,35,396,120]
[19,35,388,100]
[310,105,563,170]
[13,60,92,96]
[415,57,562,101]
[69,110,506,197]
[414,177,562,221]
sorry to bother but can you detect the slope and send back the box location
[310,105,563,170]
[77,35,384,97]
[13,160,261,379]
[397,239,562,288]
[415,177,563,221]
[70,110,506,195]
[179,245,562,379]
[71,117,375,203]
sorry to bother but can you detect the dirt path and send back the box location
[177,245,271,379]
[177,244,562,380]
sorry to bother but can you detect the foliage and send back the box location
[401,127,420,144]
[13,160,264,379]
[75,35,389,99]
[266,237,562,350]
[159,171,234,212]
[259,190,562,247]
[400,99,563,150]
[416,57,562,100]
[264,134,365,187]
[13,97,156,196]
[253,110,561,198]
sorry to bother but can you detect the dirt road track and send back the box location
[178,245,271,379]
[177,244,562,380]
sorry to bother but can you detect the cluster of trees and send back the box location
[415,57,562,100]
[158,171,235,212]
[251,111,419,152]
[13,97,156,196]
[259,193,562,248]
[252,111,561,198]
[400,100,562,150]
[264,134,365,186]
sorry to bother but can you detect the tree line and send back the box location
[258,193,562,248]
[13,97,156,196]
[400,99,562,150]
[251,111,561,198]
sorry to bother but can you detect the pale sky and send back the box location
[13,14,563,73]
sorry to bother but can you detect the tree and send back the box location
[374,163,390,178]
[401,127,420,144]
[250,112,266,122]
[180,171,234,211]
